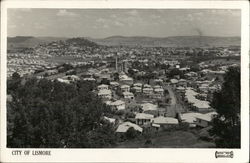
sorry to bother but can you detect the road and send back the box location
[163,85,182,117]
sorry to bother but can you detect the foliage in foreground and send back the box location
[7,76,116,148]
[210,67,240,148]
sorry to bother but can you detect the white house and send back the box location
[154,88,164,95]
[123,92,134,100]
[170,79,179,84]
[119,74,133,85]
[97,84,109,91]
[57,78,70,84]
[83,77,96,81]
[110,100,126,110]
[98,89,112,99]
[135,113,154,126]
[185,88,211,112]
[104,116,116,124]
[143,84,152,88]
[196,112,217,127]
[141,103,158,112]
[151,116,179,128]
[62,75,80,82]
[181,112,203,127]
[121,85,130,92]
[116,122,143,133]
[110,81,120,87]
[132,86,142,93]
[143,87,154,95]
[134,83,143,87]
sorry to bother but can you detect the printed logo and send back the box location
[215,151,234,158]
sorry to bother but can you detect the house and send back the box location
[199,83,209,93]
[83,77,96,81]
[178,79,187,87]
[135,113,154,126]
[133,83,143,87]
[163,60,180,66]
[110,81,120,88]
[110,100,126,110]
[57,78,70,84]
[97,84,109,91]
[120,85,130,92]
[153,85,162,89]
[181,112,203,127]
[149,93,163,99]
[46,69,58,75]
[123,92,134,100]
[143,84,152,88]
[132,86,142,93]
[185,88,211,112]
[141,103,158,112]
[196,112,217,127]
[154,88,164,95]
[119,74,133,85]
[153,79,163,85]
[193,100,211,112]
[170,79,178,84]
[62,75,80,82]
[151,116,179,129]
[185,72,198,79]
[143,87,154,95]
[116,122,143,133]
[176,86,185,93]
[104,116,116,124]
[98,90,112,99]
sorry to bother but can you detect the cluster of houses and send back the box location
[111,109,218,134]
[91,67,222,135]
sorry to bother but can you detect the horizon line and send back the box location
[7,35,241,39]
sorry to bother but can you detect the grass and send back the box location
[115,130,215,148]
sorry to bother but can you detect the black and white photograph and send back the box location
[1,0,249,162]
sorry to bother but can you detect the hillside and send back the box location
[7,36,68,49]
[66,37,99,47]
[90,36,241,47]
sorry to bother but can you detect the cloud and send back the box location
[103,24,109,29]
[96,18,106,23]
[150,14,161,19]
[19,8,32,12]
[114,21,124,27]
[210,9,240,17]
[127,10,138,16]
[110,14,118,19]
[34,22,47,29]
[56,9,78,17]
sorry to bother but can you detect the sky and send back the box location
[7,9,241,38]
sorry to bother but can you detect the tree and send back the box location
[125,127,138,139]
[113,72,119,81]
[12,72,21,80]
[210,67,240,148]
[7,77,115,148]
[168,68,183,78]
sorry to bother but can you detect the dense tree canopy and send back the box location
[7,77,116,148]
[210,67,240,148]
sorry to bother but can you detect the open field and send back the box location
[115,130,215,148]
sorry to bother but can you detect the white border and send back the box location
[1,1,249,162]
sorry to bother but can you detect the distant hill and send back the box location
[8,36,241,49]
[66,37,99,47]
[7,36,68,49]
[90,36,241,47]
